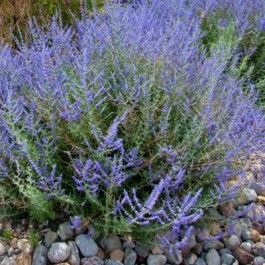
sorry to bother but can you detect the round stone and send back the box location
[48,242,70,264]
[203,240,224,251]
[67,241,80,265]
[254,256,265,265]
[81,256,104,265]
[0,243,6,256]
[240,241,253,252]
[221,253,235,265]
[147,254,167,265]
[124,248,137,265]
[17,239,33,253]
[223,235,240,250]
[206,249,221,265]
[32,244,48,265]
[194,258,206,265]
[110,249,124,262]
[75,234,98,257]
[58,222,74,241]
[44,231,58,247]
[184,253,197,265]
[102,236,122,251]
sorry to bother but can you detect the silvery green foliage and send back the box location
[0,0,265,251]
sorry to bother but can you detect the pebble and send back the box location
[135,243,150,258]
[151,246,163,255]
[223,235,240,250]
[240,241,253,252]
[184,252,197,265]
[164,249,183,265]
[232,248,254,265]
[104,259,124,265]
[58,222,74,241]
[0,242,6,256]
[192,243,203,255]
[221,253,235,265]
[17,239,33,253]
[253,242,265,258]
[67,241,80,265]
[0,256,11,265]
[75,234,98,257]
[194,258,206,265]
[13,252,32,265]
[48,242,70,263]
[81,256,104,265]
[253,256,265,265]
[203,240,224,251]
[44,231,58,247]
[241,229,252,241]
[110,249,124,262]
[251,229,261,243]
[219,248,232,256]
[32,244,48,265]
[236,188,257,206]
[124,248,137,265]
[147,254,167,265]
[206,249,221,265]
[102,236,122,251]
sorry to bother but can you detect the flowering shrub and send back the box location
[1,0,265,252]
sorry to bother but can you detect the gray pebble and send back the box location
[44,231,58,248]
[67,241,80,265]
[253,242,265,258]
[82,256,104,265]
[135,243,150,258]
[57,222,74,241]
[240,241,253,252]
[206,249,221,265]
[184,253,197,265]
[147,254,167,265]
[105,259,124,265]
[219,249,232,256]
[76,234,98,257]
[194,258,206,265]
[102,236,122,251]
[203,240,224,251]
[32,244,48,265]
[48,242,70,263]
[253,256,265,265]
[223,235,240,250]
[124,248,137,265]
[221,254,235,265]
[164,249,183,265]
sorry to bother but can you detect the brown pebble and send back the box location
[14,252,32,265]
[209,222,221,236]
[97,247,106,260]
[110,249,124,262]
[181,245,191,257]
[218,202,237,217]
[232,248,254,265]
[251,229,261,243]
[192,243,203,255]
[258,195,265,204]
[151,246,164,255]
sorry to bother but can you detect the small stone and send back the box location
[181,245,191,257]
[97,248,106,260]
[17,239,33,253]
[151,246,163,255]
[232,248,254,265]
[221,254,235,265]
[75,234,98,257]
[235,188,257,206]
[14,252,32,265]
[164,249,182,265]
[218,202,237,217]
[197,229,211,243]
[0,256,11,265]
[104,259,124,265]
[192,243,203,255]
[194,258,206,265]
[102,236,122,251]
[251,229,261,243]
[187,234,197,249]
[258,195,265,204]
[219,249,232,256]
[253,242,265,258]
[0,242,6,256]
[123,237,135,249]
[58,222,74,241]
[253,256,265,265]
[124,248,137,265]
[226,220,242,238]
[203,240,224,251]
[206,249,221,265]
[223,234,240,250]
[135,243,150,258]
[210,222,221,236]
[81,256,104,265]
[253,223,264,235]
[240,241,253,252]
[48,242,70,264]
[241,229,252,241]
[110,249,124,262]
[184,253,197,265]
[67,241,80,265]
[32,244,48,265]
[147,254,167,265]
[245,203,265,222]
[44,231,58,247]
[7,247,14,256]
